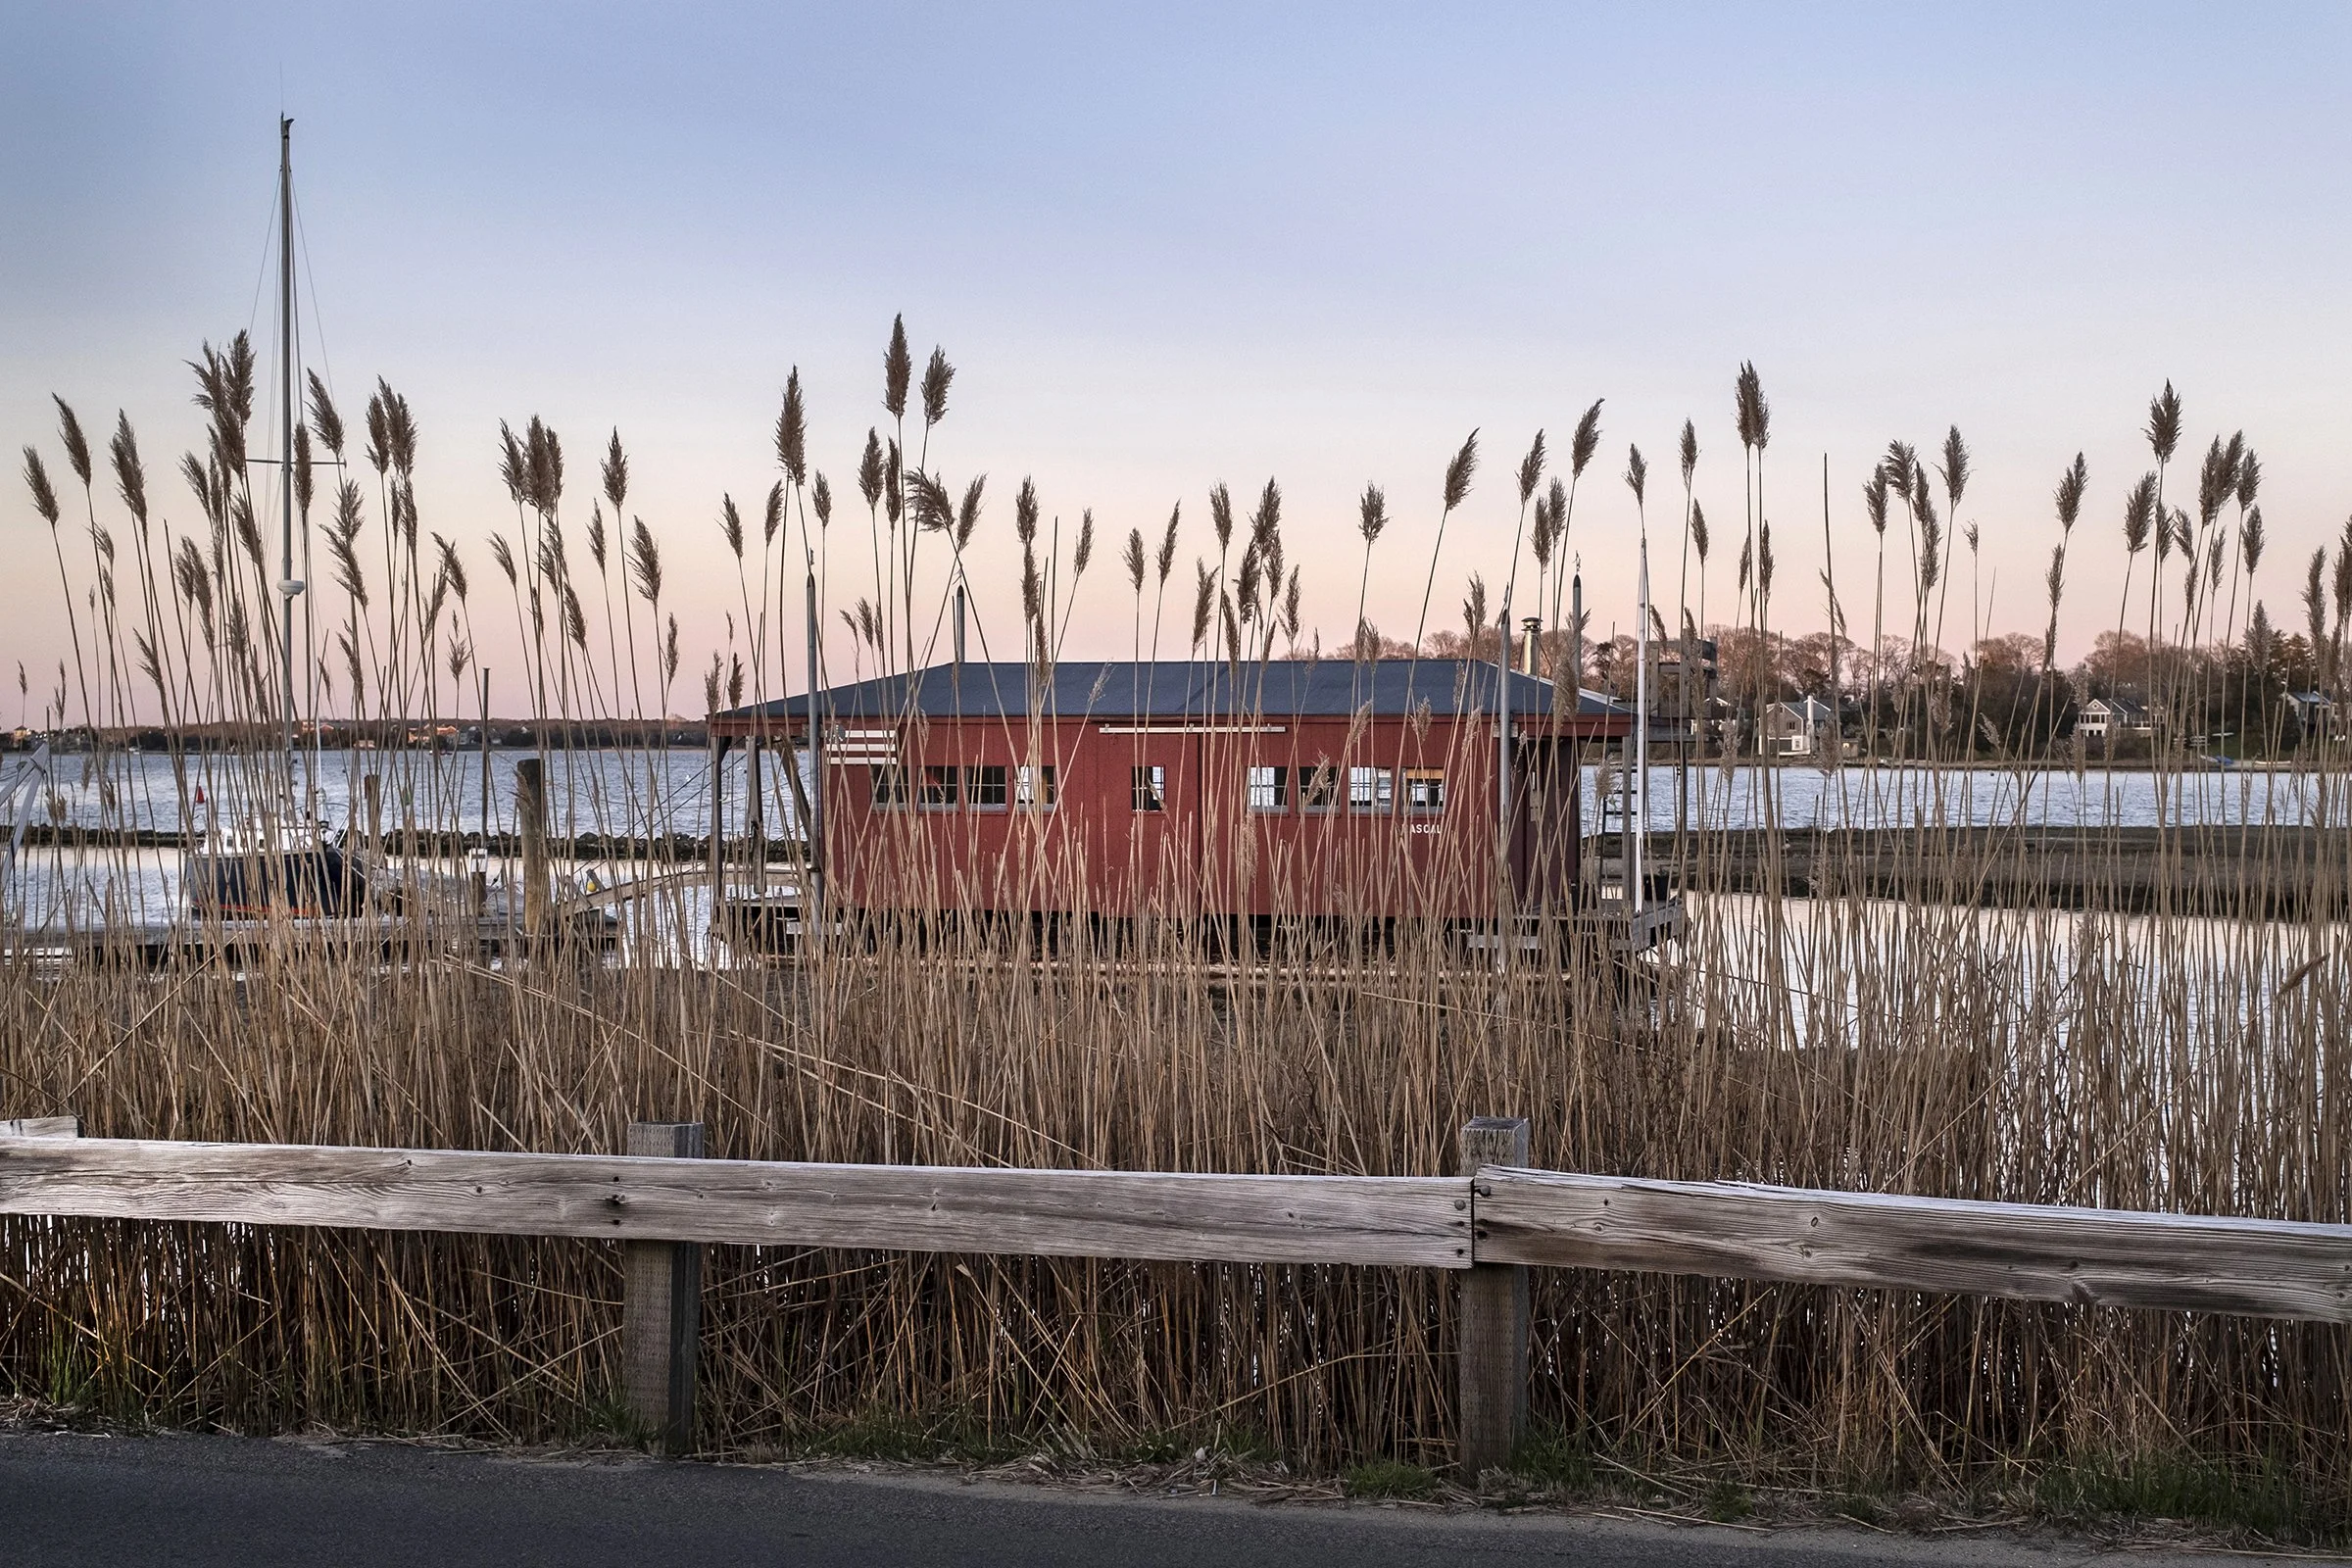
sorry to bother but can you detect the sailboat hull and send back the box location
[188,845,367,918]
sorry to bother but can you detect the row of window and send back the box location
[867,762,1445,816]
[871,764,1056,810]
[1236,764,1444,815]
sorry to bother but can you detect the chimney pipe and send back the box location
[1569,575,1585,694]
[953,582,967,666]
[1521,616,1542,675]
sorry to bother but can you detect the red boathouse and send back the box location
[709,658,1638,943]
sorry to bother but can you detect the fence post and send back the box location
[1458,1115,1530,1478]
[621,1120,704,1453]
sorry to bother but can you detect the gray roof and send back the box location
[720,660,1631,724]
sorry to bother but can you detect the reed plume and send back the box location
[24,445,92,728]
[1504,429,1545,612]
[955,477,984,553]
[53,397,91,488]
[15,333,2352,1531]
[1549,401,1605,638]
[920,349,953,429]
[1411,430,1479,655]
[306,372,344,456]
[774,372,807,488]
[883,317,911,420]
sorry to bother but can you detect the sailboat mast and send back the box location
[276,117,299,788]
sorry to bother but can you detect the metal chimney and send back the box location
[1521,617,1542,675]
[1569,575,1584,692]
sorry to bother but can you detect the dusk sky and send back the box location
[8,2,2352,719]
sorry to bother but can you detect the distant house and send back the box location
[2286,691,2338,742]
[2076,697,2152,745]
[1759,697,1838,759]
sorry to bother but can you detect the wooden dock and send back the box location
[7,907,619,969]
[1688,825,2351,917]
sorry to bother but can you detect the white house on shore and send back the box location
[1759,697,1838,759]
[2075,696,2153,746]
[2286,691,2339,742]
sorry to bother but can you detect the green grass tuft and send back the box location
[1505,1425,1593,1489]
[1702,1480,1753,1522]
[2035,1454,2337,1544]
[1345,1457,1438,1499]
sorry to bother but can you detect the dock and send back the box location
[1691,825,2352,917]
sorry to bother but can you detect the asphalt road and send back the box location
[0,1430,2275,1567]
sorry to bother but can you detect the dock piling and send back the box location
[515,760,548,937]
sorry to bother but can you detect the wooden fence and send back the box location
[2,1115,2347,1469]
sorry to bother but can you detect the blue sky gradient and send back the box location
[7,3,2351,714]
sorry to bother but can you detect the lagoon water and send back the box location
[14,747,2345,838]
[4,747,2343,933]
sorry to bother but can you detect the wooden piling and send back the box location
[515,759,548,937]
[360,772,380,860]
[621,1120,704,1453]
[1457,1115,1530,1478]
[707,736,730,942]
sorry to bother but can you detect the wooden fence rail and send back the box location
[0,1132,1467,1267]
[2,1117,2347,1468]
[1476,1169,2352,1323]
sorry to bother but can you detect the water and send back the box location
[6,746,786,841]
[1,747,797,940]
[1690,891,2344,1077]
[7,747,2343,933]
[19,750,2337,841]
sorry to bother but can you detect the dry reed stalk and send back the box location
[1,343,2347,1529]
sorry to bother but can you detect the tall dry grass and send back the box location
[0,343,2346,1517]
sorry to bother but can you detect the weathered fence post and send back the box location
[1457,1115,1530,1477]
[514,759,548,938]
[621,1120,704,1454]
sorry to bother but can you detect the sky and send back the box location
[6,2,2352,721]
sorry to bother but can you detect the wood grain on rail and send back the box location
[0,1137,1470,1268]
[1474,1168,2352,1321]
[0,1118,80,1140]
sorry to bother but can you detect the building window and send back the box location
[1247,764,1288,813]
[1299,761,1341,813]
[1016,763,1056,808]
[1348,765,1394,815]
[966,764,1007,810]
[919,764,959,809]
[1403,768,1446,814]
[1133,764,1167,812]
[869,764,908,809]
